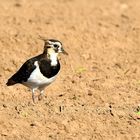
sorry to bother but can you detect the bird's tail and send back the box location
[6,79,16,86]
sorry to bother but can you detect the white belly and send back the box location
[23,61,57,89]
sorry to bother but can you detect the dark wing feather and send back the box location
[6,59,36,86]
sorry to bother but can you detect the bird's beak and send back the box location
[61,47,68,55]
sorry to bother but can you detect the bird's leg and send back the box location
[38,88,44,101]
[32,89,36,103]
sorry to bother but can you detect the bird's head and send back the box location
[41,39,68,56]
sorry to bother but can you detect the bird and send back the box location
[6,38,68,103]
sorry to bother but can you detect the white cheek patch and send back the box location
[50,53,58,66]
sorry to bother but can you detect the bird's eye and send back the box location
[54,44,59,48]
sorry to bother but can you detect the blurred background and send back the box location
[0,0,140,139]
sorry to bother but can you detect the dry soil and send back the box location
[0,0,140,140]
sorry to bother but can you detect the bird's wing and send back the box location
[6,59,36,86]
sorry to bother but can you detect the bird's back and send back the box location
[6,56,38,86]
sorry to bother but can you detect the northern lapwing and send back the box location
[6,38,68,103]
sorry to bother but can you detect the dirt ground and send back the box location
[0,0,140,139]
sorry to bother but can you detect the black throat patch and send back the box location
[38,58,60,78]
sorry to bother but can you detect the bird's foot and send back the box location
[38,94,44,101]
[32,95,37,104]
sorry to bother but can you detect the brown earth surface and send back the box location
[0,0,140,139]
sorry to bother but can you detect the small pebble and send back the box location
[3,104,7,108]
[30,123,36,127]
